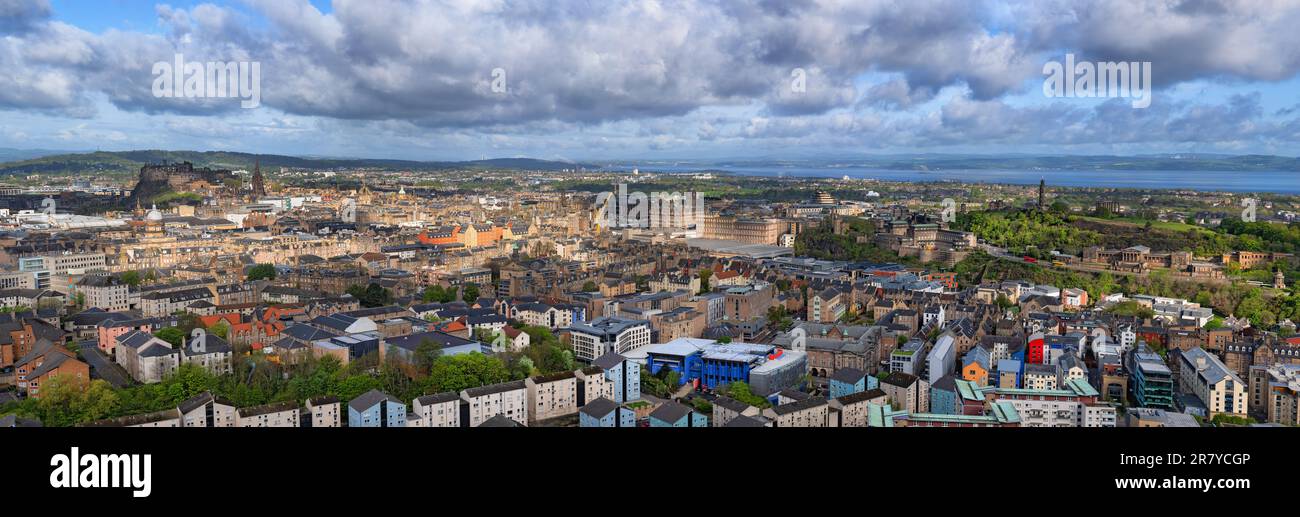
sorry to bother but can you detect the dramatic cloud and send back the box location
[1009,0,1300,85]
[1,0,1299,157]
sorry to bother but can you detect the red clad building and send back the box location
[1026,332,1046,364]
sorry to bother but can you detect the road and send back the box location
[82,346,131,388]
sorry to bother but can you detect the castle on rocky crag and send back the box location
[129,161,236,202]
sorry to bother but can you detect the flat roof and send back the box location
[685,239,794,259]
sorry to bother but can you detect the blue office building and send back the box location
[642,338,807,395]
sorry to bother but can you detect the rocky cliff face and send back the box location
[130,161,234,201]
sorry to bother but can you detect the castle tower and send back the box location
[251,160,267,198]
[1275,270,1286,290]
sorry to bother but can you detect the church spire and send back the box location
[251,159,267,197]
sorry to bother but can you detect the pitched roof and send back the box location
[579,397,619,419]
[770,396,829,415]
[649,400,692,423]
[463,380,527,398]
[830,367,867,384]
[591,351,627,370]
[414,392,460,406]
[723,415,768,427]
[28,352,76,379]
[476,414,523,427]
[348,389,401,412]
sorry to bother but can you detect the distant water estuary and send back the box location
[608,165,1300,194]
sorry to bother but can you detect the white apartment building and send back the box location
[306,396,342,428]
[236,402,301,427]
[77,275,131,312]
[178,391,237,428]
[461,380,529,427]
[412,392,461,428]
[1023,364,1061,391]
[1083,404,1118,427]
[1179,347,1247,417]
[525,372,579,422]
[568,317,651,362]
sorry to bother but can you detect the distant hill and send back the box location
[5,149,1300,177]
[0,150,590,176]
[0,148,81,163]
[640,154,1300,172]
[872,154,1300,172]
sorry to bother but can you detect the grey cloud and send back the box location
[3,0,1047,125]
[1011,0,1300,86]
[3,0,1300,156]
[0,0,48,34]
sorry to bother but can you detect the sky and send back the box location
[2,0,1300,162]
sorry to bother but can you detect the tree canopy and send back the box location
[247,263,277,281]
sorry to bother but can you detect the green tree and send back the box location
[640,369,668,397]
[995,294,1014,309]
[414,339,443,372]
[247,263,277,281]
[336,374,381,401]
[513,356,536,378]
[154,327,185,347]
[698,269,712,294]
[423,285,446,303]
[717,381,771,408]
[347,283,393,307]
[582,280,598,292]
[461,283,481,304]
[207,319,231,339]
[120,270,142,287]
[34,376,120,427]
[424,353,511,393]
[1106,300,1155,319]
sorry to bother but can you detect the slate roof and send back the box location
[347,389,402,412]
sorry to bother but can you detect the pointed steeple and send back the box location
[251,159,267,197]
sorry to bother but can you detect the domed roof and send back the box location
[146,204,163,221]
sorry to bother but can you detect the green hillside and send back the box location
[0,150,588,176]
